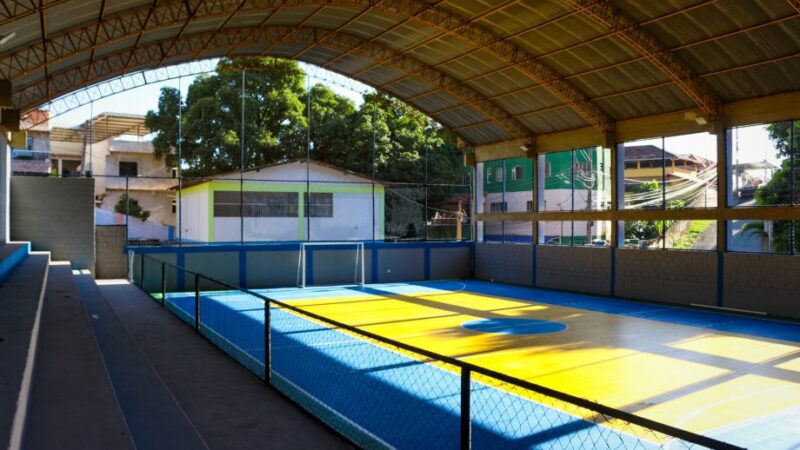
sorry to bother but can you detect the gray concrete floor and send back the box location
[95,279,353,450]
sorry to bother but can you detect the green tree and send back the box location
[145,57,468,239]
[146,57,308,177]
[753,120,800,251]
[114,194,150,221]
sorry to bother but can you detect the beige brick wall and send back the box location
[536,246,611,295]
[475,243,533,286]
[615,249,717,306]
[724,253,800,317]
[10,176,95,271]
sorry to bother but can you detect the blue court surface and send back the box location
[158,280,800,449]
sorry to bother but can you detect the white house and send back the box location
[178,159,385,242]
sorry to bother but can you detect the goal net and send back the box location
[297,241,366,288]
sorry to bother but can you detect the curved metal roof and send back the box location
[2,0,799,147]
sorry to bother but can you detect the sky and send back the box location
[49,60,370,129]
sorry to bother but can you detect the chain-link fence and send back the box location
[10,172,471,245]
[133,253,743,450]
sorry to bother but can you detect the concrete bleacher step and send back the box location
[71,272,208,450]
[0,251,48,450]
[0,242,31,284]
[24,262,134,450]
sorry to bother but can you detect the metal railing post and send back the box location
[161,262,166,307]
[140,253,145,289]
[264,300,271,384]
[194,273,200,332]
[460,367,471,450]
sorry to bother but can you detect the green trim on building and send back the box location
[183,179,386,241]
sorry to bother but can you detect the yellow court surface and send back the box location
[277,281,800,442]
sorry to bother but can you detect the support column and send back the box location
[531,153,538,245]
[0,131,9,242]
[713,120,728,252]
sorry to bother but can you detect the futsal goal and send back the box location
[297,241,366,288]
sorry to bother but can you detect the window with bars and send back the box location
[305,192,334,217]
[490,202,507,213]
[213,191,298,217]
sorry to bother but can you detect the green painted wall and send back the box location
[483,147,610,194]
[483,157,533,194]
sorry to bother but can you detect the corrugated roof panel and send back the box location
[267,43,307,59]
[544,37,639,77]
[327,53,379,75]
[265,7,326,26]
[358,65,407,88]
[457,123,512,145]
[343,12,406,41]
[300,47,343,67]
[594,85,695,120]
[383,78,436,99]
[439,50,505,80]
[182,17,227,36]
[406,34,478,67]
[227,12,269,28]
[438,106,489,128]
[468,0,567,39]
[676,20,800,74]
[411,90,464,114]
[517,106,586,134]
[47,50,91,78]
[1,14,41,51]
[644,0,793,48]
[492,87,562,115]
[139,25,182,46]
[303,5,362,30]
[462,68,531,97]
[93,35,139,60]
[512,13,608,56]
[572,60,670,98]
[371,21,444,53]
[44,0,99,35]
[614,0,707,23]
[706,58,800,102]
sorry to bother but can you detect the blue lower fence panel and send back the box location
[270,307,460,450]
[161,291,689,449]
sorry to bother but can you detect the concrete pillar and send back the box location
[1,131,10,242]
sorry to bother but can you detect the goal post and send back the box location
[298,241,366,288]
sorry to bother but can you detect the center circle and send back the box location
[462,318,567,335]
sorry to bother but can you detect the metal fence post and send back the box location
[460,367,471,450]
[161,262,166,307]
[194,273,200,332]
[264,300,271,384]
[140,254,145,289]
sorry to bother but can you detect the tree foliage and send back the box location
[752,120,800,252]
[114,194,150,222]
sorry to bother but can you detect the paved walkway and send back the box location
[95,279,352,450]
[26,263,134,450]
